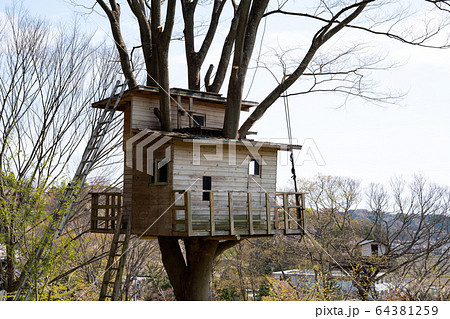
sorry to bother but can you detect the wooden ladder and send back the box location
[14,79,128,301]
[99,211,131,301]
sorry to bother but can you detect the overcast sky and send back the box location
[6,0,450,190]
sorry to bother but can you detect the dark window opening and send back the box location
[203,176,212,201]
[157,162,168,183]
[371,244,379,256]
[193,114,205,127]
[248,158,260,176]
[149,160,169,185]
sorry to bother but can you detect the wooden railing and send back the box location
[90,192,124,234]
[172,190,305,237]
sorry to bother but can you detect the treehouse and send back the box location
[89,86,305,239]
[357,240,387,258]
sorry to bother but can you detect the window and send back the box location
[149,160,169,185]
[371,244,379,257]
[203,176,212,201]
[192,114,206,127]
[248,158,260,176]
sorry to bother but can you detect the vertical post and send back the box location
[265,193,271,234]
[248,193,254,235]
[283,193,289,234]
[228,192,234,235]
[209,191,215,236]
[300,193,306,234]
[91,193,98,231]
[177,96,181,129]
[185,191,193,236]
[171,191,176,234]
[189,97,193,127]
[117,194,123,229]
[106,194,111,230]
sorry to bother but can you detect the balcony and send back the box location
[90,191,305,238]
[172,190,305,237]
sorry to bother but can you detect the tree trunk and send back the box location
[156,49,172,131]
[222,0,269,139]
[181,0,228,91]
[158,237,237,300]
[96,0,137,88]
[128,0,157,86]
[151,0,176,131]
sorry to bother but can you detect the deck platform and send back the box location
[90,191,305,238]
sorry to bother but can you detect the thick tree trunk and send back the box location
[128,0,157,86]
[206,3,240,93]
[181,0,227,91]
[151,0,176,131]
[158,237,237,300]
[156,50,172,131]
[96,0,137,88]
[222,0,269,139]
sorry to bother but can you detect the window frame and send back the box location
[149,159,169,186]
[192,113,206,127]
[202,176,212,201]
[248,158,261,177]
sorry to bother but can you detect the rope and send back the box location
[282,89,299,193]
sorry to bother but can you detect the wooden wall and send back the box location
[130,92,226,130]
[128,144,174,237]
[123,104,174,236]
[172,140,277,192]
[172,140,278,224]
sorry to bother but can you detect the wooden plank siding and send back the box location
[130,92,226,131]
[171,140,280,236]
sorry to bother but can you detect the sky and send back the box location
[4,0,450,191]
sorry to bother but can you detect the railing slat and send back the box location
[248,193,254,235]
[283,193,289,234]
[266,193,271,234]
[169,190,306,237]
[185,191,193,236]
[209,191,215,236]
[228,192,234,235]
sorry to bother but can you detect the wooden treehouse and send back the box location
[90,86,305,239]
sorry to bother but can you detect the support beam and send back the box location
[188,97,193,127]
[177,95,182,129]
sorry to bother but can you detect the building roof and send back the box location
[133,128,302,151]
[272,269,346,277]
[358,240,386,246]
[92,85,258,111]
